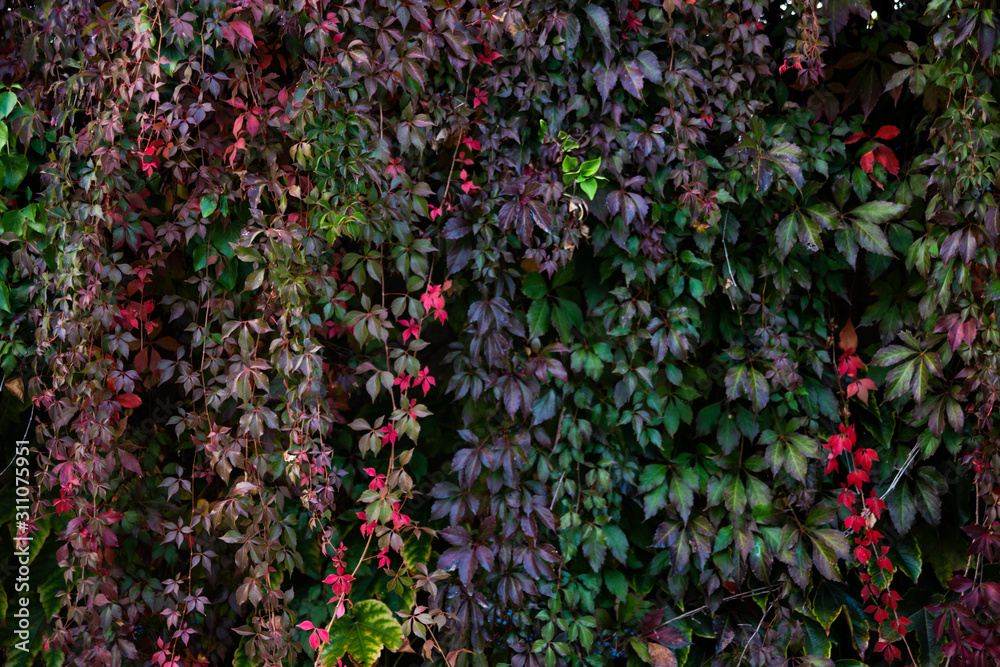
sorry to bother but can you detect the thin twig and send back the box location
[736,601,773,666]
[847,443,921,533]
[879,443,920,501]
[664,585,777,625]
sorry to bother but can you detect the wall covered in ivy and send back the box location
[1,0,999,666]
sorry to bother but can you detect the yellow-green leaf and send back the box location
[318,600,404,667]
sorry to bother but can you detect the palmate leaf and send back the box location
[725,364,770,412]
[318,600,404,667]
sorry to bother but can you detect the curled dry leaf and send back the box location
[839,319,858,353]
[647,642,677,667]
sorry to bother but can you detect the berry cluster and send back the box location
[593,629,636,660]
[497,608,520,629]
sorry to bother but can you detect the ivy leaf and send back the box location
[0,91,17,118]
[775,213,799,259]
[891,533,922,583]
[604,569,628,600]
[809,529,849,582]
[909,605,944,666]
[636,50,663,84]
[724,477,746,515]
[619,60,644,98]
[669,473,695,524]
[0,281,10,313]
[522,272,547,299]
[850,200,907,225]
[834,227,859,267]
[797,215,823,253]
[200,195,218,219]
[767,142,804,189]
[799,615,832,658]
[823,0,871,36]
[852,218,893,256]
[582,4,612,50]
[604,525,629,565]
[2,154,28,189]
[811,584,870,654]
[723,364,771,412]
[887,482,917,535]
[318,600,404,667]
[594,64,617,102]
[527,299,551,338]
[582,525,608,572]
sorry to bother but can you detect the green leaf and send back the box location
[811,584,870,654]
[800,615,832,657]
[2,154,28,188]
[883,358,917,402]
[810,529,849,582]
[775,213,799,259]
[910,604,944,667]
[807,203,838,229]
[798,215,823,252]
[914,524,967,586]
[871,344,918,367]
[887,482,916,535]
[892,533,922,583]
[552,298,582,341]
[527,299,551,337]
[0,92,17,118]
[579,158,601,177]
[193,244,208,271]
[853,218,894,256]
[200,194,219,218]
[219,259,238,290]
[562,155,579,175]
[669,471,695,524]
[522,272,547,299]
[725,476,746,514]
[582,525,608,572]
[579,178,598,200]
[604,569,628,600]
[850,201,907,225]
[604,525,628,564]
[234,246,264,263]
[318,600,404,667]
[245,268,265,291]
[0,281,10,313]
[233,638,253,667]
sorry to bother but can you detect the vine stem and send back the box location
[664,585,777,626]
[736,601,772,667]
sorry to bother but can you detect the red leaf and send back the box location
[844,132,868,145]
[229,20,255,44]
[246,114,260,137]
[119,450,144,476]
[874,125,900,140]
[116,393,142,408]
[873,145,899,176]
[860,150,875,173]
[134,347,148,374]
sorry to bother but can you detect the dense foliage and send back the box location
[2,0,1000,666]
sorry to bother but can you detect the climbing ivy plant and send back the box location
[1,0,999,666]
